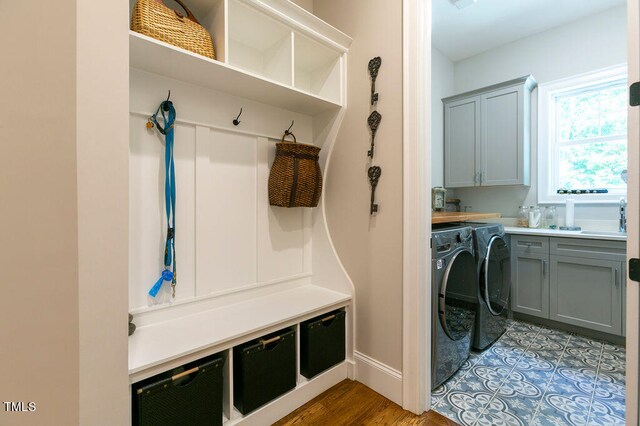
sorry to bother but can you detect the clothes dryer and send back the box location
[467,223,511,351]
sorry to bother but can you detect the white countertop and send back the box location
[504,226,627,242]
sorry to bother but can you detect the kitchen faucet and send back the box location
[620,197,627,233]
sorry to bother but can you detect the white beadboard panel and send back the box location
[129,115,196,309]
[256,137,306,282]
[303,208,312,273]
[195,127,258,295]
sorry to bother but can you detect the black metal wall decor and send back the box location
[367,111,382,158]
[368,56,382,105]
[367,56,383,216]
[368,166,381,215]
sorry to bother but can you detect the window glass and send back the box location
[552,79,627,191]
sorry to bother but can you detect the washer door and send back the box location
[439,249,478,341]
[481,235,511,316]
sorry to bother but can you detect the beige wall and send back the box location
[0,1,79,425]
[77,0,130,424]
[0,1,129,425]
[313,0,404,370]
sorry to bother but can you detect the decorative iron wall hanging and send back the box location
[367,111,382,159]
[368,56,381,105]
[368,166,381,214]
[367,56,382,215]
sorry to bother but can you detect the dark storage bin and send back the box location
[300,310,346,379]
[233,328,296,415]
[132,353,224,426]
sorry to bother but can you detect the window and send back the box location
[538,66,627,203]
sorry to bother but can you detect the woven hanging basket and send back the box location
[131,0,216,60]
[268,133,323,208]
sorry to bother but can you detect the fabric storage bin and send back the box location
[233,328,296,415]
[132,353,224,426]
[300,310,346,379]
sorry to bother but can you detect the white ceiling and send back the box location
[433,0,626,62]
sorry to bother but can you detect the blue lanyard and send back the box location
[148,100,177,298]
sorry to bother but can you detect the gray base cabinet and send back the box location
[510,235,550,319]
[509,235,625,337]
[549,256,622,335]
[511,251,549,318]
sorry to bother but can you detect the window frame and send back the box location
[537,64,628,204]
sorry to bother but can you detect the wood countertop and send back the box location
[432,211,501,224]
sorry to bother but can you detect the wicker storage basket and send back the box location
[268,134,322,208]
[131,0,215,59]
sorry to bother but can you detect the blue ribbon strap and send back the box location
[148,99,177,298]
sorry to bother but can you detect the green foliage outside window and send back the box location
[554,81,627,190]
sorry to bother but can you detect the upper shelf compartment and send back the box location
[228,0,292,86]
[128,0,351,115]
[294,33,342,104]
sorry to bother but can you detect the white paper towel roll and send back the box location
[565,199,574,227]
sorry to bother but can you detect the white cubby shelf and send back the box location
[128,1,353,423]
[129,0,350,115]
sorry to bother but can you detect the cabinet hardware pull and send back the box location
[321,314,336,322]
[615,268,619,287]
[259,336,281,348]
[542,260,547,277]
[172,366,199,381]
[473,173,477,184]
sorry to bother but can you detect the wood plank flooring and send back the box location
[274,380,458,425]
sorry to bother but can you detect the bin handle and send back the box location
[321,314,336,322]
[259,336,281,348]
[172,366,199,381]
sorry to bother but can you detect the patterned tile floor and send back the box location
[431,320,626,426]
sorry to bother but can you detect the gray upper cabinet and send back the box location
[444,96,480,187]
[444,76,536,188]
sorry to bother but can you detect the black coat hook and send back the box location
[162,90,171,111]
[233,108,243,126]
[285,120,294,135]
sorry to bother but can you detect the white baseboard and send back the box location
[354,351,403,406]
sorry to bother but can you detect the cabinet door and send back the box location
[511,251,549,318]
[550,256,622,335]
[444,96,480,188]
[480,85,527,186]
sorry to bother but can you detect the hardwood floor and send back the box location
[274,380,458,425]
